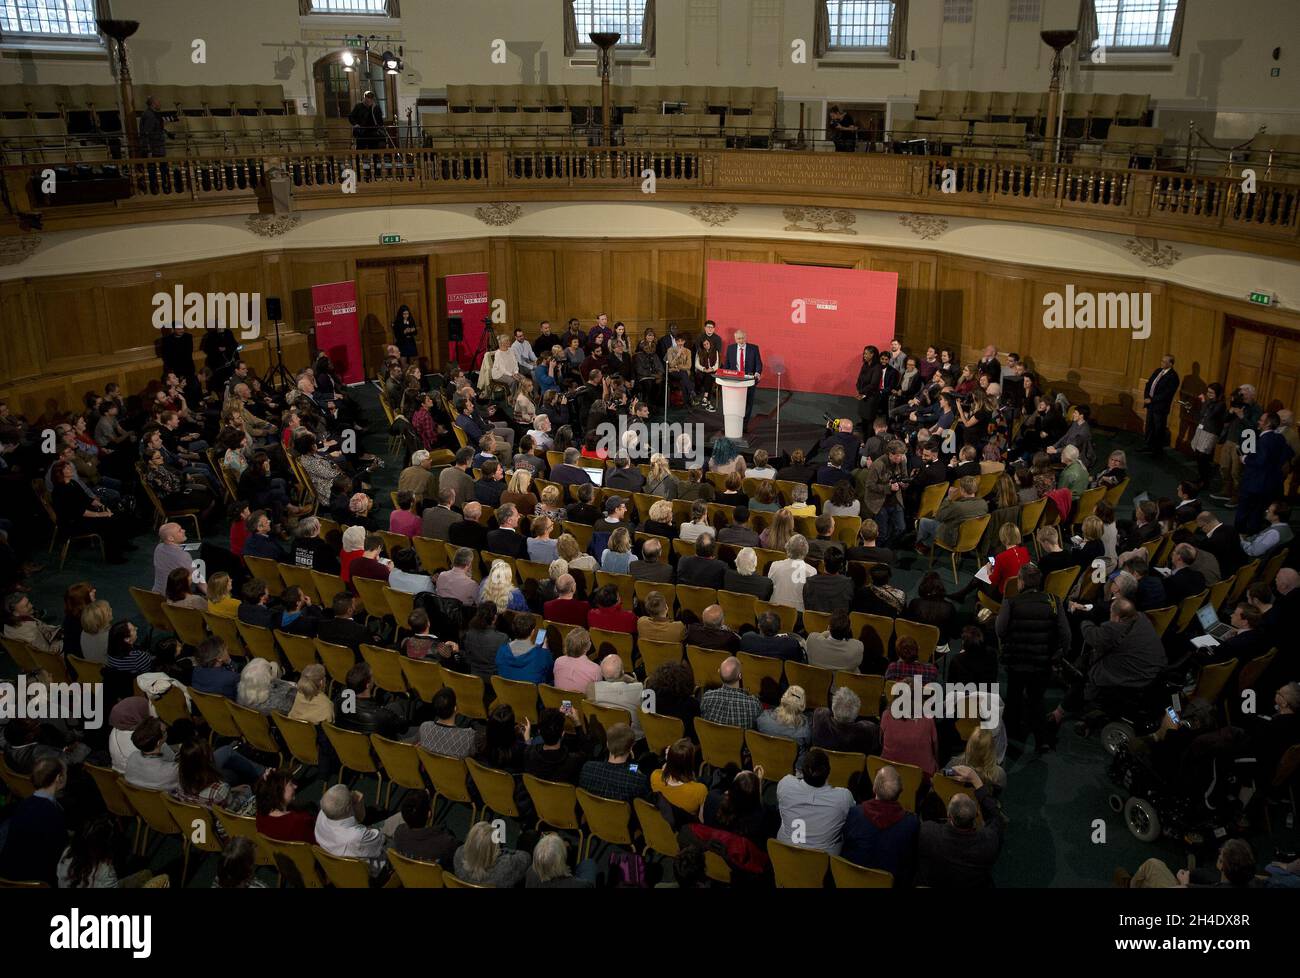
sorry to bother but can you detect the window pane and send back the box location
[828,0,894,50]
[310,0,388,13]
[1093,0,1180,50]
[574,0,646,47]
[0,0,98,36]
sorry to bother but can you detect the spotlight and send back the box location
[381,50,401,74]
[341,50,355,70]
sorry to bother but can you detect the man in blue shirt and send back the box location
[191,636,240,699]
[0,757,67,886]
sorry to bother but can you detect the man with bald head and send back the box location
[699,655,762,728]
[684,603,740,653]
[841,764,920,882]
[585,653,644,739]
[916,764,1003,887]
[447,500,487,550]
[152,522,202,594]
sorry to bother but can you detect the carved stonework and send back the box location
[0,234,40,265]
[245,214,301,238]
[1124,236,1182,268]
[783,206,857,235]
[898,214,949,240]
[688,203,739,226]
[474,202,522,227]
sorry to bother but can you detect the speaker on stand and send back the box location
[448,316,465,367]
[261,295,294,393]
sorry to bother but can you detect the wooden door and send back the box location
[355,259,432,377]
[1224,317,1300,414]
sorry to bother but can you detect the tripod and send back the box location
[262,317,294,393]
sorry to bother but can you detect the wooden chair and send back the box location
[272,711,320,769]
[538,683,585,712]
[1044,566,1081,602]
[686,644,730,689]
[589,628,635,674]
[756,600,796,633]
[387,848,445,887]
[490,675,540,723]
[892,619,940,663]
[261,836,324,887]
[314,639,358,687]
[1,637,37,673]
[0,755,34,800]
[737,651,784,700]
[359,643,408,696]
[767,838,828,888]
[784,660,834,711]
[130,586,174,636]
[717,589,758,628]
[1173,590,1209,634]
[274,630,318,674]
[834,672,884,718]
[830,855,892,888]
[694,717,745,771]
[916,483,948,521]
[243,554,283,585]
[163,796,222,884]
[118,780,181,858]
[633,796,680,860]
[189,688,241,740]
[822,748,867,789]
[1193,658,1239,706]
[152,684,191,726]
[851,613,894,654]
[639,709,684,754]
[931,515,991,586]
[580,700,632,730]
[417,748,478,823]
[323,722,383,801]
[932,772,982,823]
[676,585,717,619]
[203,612,247,659]
[67,654,104,686]
[1103,477,1130,507]
[279,564,322,605]
[236,621,280,664]
[523,774,584,848]
[313,846,374,888]
[575,788,636,860]
[745,728,798,778]
[1145,605,1176,638]
[84,763,130,818]
[162,604,209,647]
[352,576,392,625]
[441,669,489,720]
[400,657,445,703]
[638,638,683,676]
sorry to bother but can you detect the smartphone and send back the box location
[1166,707,1180,725]
[561,699,572,712]
[535,627,549,647]
[942,767,957,778]
[627,763,639,773]
[987,556,996,565]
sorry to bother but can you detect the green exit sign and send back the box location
[379,233,402,245]
[1248,290,1276,306]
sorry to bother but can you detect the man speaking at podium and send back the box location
[723,330,763,429]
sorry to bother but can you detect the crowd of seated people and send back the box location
[1,328,1298,890]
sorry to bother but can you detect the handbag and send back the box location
[1190,426,1217,455]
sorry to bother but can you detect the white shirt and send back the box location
[490,348,519,382]
[314,811,386,874]
[388,569,435,594]
[109,728,139,774]
[747,466,776,480]
[736,344,748,373]
[767,558,816,612]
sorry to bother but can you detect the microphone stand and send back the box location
[662,351,672,423]
[774,369,783,458]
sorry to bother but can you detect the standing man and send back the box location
[723,330,763,429]
[827,105,858,153]
[1238,414,1295,534]
[349,91,385,149]
[1142,354,1180,458]
[138,94,172,157]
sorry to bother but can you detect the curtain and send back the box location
[888,0,909,59]
[563,0,578,57]
[640,0,656,56]
[813,0,830,58]
[298,0,313,12]
[1076,0,1098,61]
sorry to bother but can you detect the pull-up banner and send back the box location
[445,272,490,369]
[312,281,364,384]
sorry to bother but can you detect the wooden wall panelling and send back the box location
[511,243,561,327]
[431,242,492,368]
[285,255,352,335]
[656,244,705,329]
[0,282,40,386]
[609,247,655,335]
[558,246,606,322]
[356,263,394,378]
[393,260,430,364]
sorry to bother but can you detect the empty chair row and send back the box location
[0,83,287,120]
[445,83,777,115]
[916,89,1149,124]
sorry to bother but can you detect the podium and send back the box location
[714,375,756,439]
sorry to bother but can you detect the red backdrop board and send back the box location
[445,272,490,369]
[705,261,898,396]
[311,281,364,385]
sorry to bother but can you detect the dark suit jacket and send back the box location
[474,479,505,508]
[606,469,645,493]
[915,787,1002,888]
[1163,567,1207,608]
[677,556,727,589]
[317,615,372,653]
[629,560,674,583]
[718,525,761,548]
[803,574,855,613]
[448,519,488,551]
[723,570,774,600]
[0,794,65,886]
[485,527,528,559]
[422,505,459,541]
[723,343,763,375]
[1144,368,1180,412]
[551,463,592,488]
[684,622,740,652]
[1197,524,1243,575]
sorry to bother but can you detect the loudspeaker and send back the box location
[448,316,464,342]
[266,296,282,321]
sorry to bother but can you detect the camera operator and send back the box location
[862,439,910,547]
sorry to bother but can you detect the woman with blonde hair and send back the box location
[537,484,563,517]
[643,498,676,538]
[288,663,335,724]
[237,657,297,715]
[759,507,795,551]
[755,685,811,756]
[478,559,528,612]
[992,473,1019,511]
[556,532,596,572]
[526,833,594,888]
[78,600,114,663]
[513,375,536,425]
[946,726,1007,796]
[205,573,240,618]
[600,525,637,574]
[500,469,538,516]
[453,819,532,887]
[644,453,678,498]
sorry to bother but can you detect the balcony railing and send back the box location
[3,146,1296,255]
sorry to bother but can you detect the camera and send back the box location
[1229,390,1245,409]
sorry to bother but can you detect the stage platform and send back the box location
[666,388,861,458]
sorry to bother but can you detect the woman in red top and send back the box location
[988,523,1032,596]
[255,771,316,844]
[228,501,251,557]
[880,683,939,778]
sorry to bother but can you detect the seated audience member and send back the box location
[802,548,854,613]
[630,537,674,583]
[677,534,728,589]
[684,604,741,653]
[699,656,762,728]
[587,584,636,634]
[883,636,939,685]
[552,626,602,692]
[805,608,865,672]
[526,833,594,889]
[768,534,817,611]
[677,501,713,545]
[637,591,686,643]
[915,766,1003,888]
[739,611,806,663]
[724,546,775,599]
[435,548,480,607]
[417,688,477,758]
[106,621,155,675]
[388,548,434,595]
[846,519,895,565]
[811,687,880,755]
[315,783,387,877]
[651,739,709,816]
[391,791,457,867]
[317,592,373,652]
[718,507,761,548]
[543,573,590,625]
[389,490,422,538]
[237,657,296,715]
[841,765,920,884]
[495,614,553,685]
[255,770,316,844]
[776,748,855,855]
[755,686,812,757]
[945,727,1008,798]
[191,636,240,699]
[288,664,335,725]
[880,681,939,777]
[527,515,559,564]
[237,577,279,629]
[292,517,340,574]
[333,663,407,739]
[579,723,651,802]
[586,655,645,739]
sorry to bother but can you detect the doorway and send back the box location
[312,51,399,123]
[355,259,432,376]
[1224,316,1300,412]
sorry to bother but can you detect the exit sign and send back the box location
[379,233,401,245]
[1248,290,1276,306]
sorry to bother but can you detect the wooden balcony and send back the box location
[4,146,1297,258]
